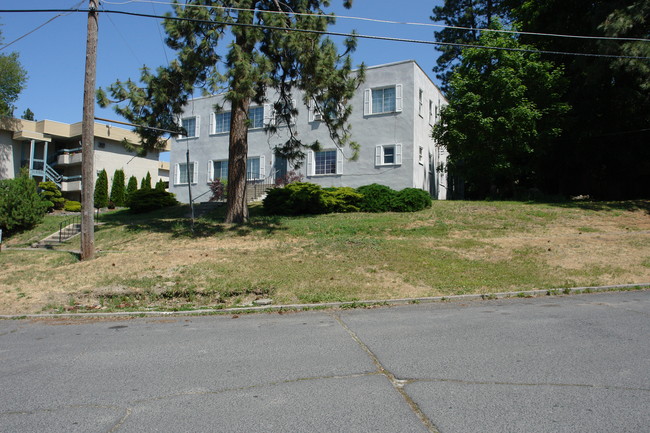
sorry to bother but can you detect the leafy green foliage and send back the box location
[97,0,365,223]
[264,182,328,215]
[433,23,569,198]
[21,108,35,121]
[155,179,166,191]
[109,169,126,207]
[38,181,65,212]
[64,200,81,212]
[430,0,512,89]
[322,187,362,213]
[0,170,48,235]
[126,175,138,200]
[393,188,432,212]
[0,29,28,117]
[140,172,152,190]
[356,184,397,212]
[94,169,109,208]
[126,188,179,213]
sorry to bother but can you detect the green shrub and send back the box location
[393,188,432,212]
[262,187,294,215]
[0,170,48,235]
[140,172,152,190]
[357,184,397,212]
[64,200,82,212]
[126,188,178,213]
[38,181,65,212]
[94,169,109,208]
[126,175,138,200]
[322,187,362,213]
[155,179,166,191]
[109,169,126,207]
[263,182,328,215]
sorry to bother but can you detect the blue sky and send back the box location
[2,0,444,159]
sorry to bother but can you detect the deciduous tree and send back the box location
[0,30,28,117]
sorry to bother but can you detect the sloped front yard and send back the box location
[1,200,649,314]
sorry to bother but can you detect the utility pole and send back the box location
[80,0,98,260]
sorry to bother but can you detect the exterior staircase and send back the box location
[31,216,82,248]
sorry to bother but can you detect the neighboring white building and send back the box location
[0,118,170,200]
[169,60,449,203]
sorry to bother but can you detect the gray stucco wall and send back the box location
[169,60,447,203]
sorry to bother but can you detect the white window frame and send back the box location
[375,144,402,166]
[248,106,265,130]
[246,156,266,180]
[174,161,198,185]
[418,89,424,117]
[428,100,434,125]
[418,146,424,165]
[364,84,402,116]
[209,111,231,135]
[306,149,343,176]
[207,159,228,182]
[178,116,199,139]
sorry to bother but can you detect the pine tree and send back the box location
[94,169,109,209]
[140,172,152,190]
[126,175,138,200]
[98,0,364,223]
[155,179,166,191]
[109,169,126,207]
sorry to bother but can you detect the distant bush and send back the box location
[126,175,138,200]
[64,200,82,212]
[356,184,397,212]
[126,188,178,213]
[39,181,65,212]
[208,178,227,202]
[322,187,362,213]
[0,170,48,235]
[109,169,126,207]
[393,188,432,212]
[94,169,109,209]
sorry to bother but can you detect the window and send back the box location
[249,106,264,129]
[307,149,342,176]
[375,144,402,166]
[175,161,197,185]
[309,98,342,122]
[428,100,434,125]
[418,89,423,117]
[419,146,424,165]
[315,150,337,175]
[364,85,402,115]
[209,160,228,181]
[213,111,231,134]
[180,116,198,138]
[208,157,265,181]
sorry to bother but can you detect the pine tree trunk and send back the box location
[225,98,250,223]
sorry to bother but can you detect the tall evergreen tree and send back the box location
[126,175,138,200]
[430,0,512,89]
[109,169,126,207]
[140,172,152,190]
[513,0,650,198]
[98,0,364,223]
[94,169,109,209]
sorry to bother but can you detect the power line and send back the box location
[1,8,649,61]
[100,0,650,44]
[0,1,85,52]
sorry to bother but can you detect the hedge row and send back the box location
[263,182,432,215]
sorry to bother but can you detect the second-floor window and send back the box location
[181,116,198,138]
[364,84,403,115]
[214,111,231,134]
[249,106,264,129]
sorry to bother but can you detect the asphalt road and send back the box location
[1,290,649,432]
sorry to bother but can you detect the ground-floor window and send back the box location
[175,161,197,184]
[375,144,402,166]
[208,157,265,182]
[315,150,337,175]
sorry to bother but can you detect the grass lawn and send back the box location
[1,200,649,314]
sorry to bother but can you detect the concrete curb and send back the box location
[1,283,649,320]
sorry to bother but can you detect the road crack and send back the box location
[329,312,441,433]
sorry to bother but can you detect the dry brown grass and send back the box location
[1,200,649,314]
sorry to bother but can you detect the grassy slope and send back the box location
[1,200,649,314]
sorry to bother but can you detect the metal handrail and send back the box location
[58,214,82,243]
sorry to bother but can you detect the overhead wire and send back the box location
[99,0,650,44]
[0,8,648,60]
[0,1,85,52]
